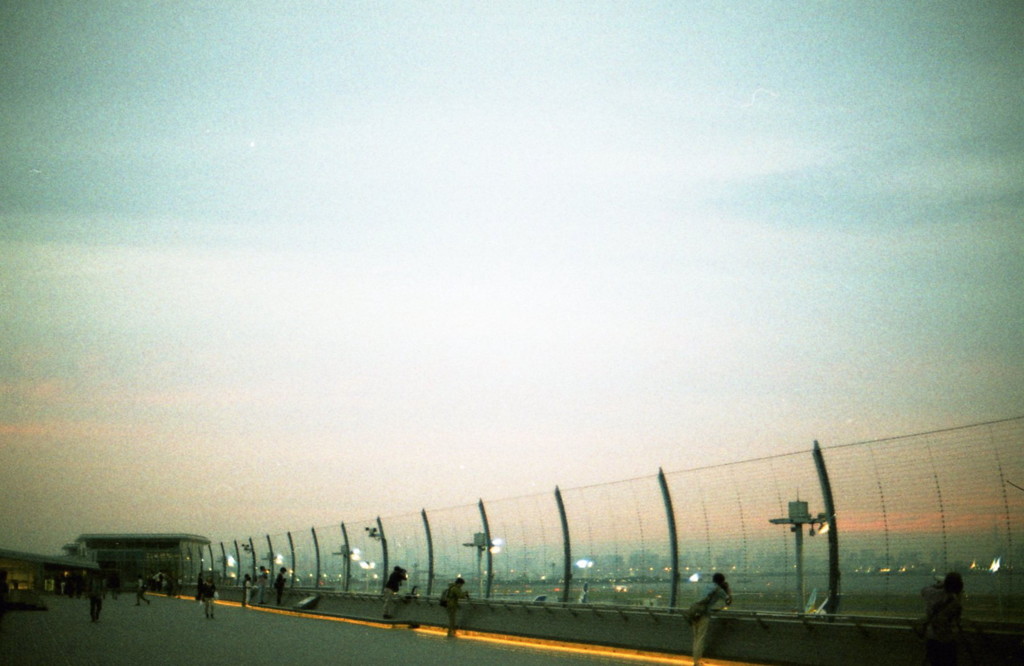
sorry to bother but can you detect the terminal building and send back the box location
[68,533,212,589]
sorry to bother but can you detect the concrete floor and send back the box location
[0,593,706,665]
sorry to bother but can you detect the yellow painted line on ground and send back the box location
[161,595,758,665]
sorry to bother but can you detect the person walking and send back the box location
[135,575,150,606]
[685,572,732,666]
[274,567,287,605]
[87,573,104,622]
[441,577,470,637]
[382,566,408,619]
[201,576,217,619]
[921,572,964,666]
[242,573,252,608]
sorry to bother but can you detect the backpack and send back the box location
[439,584,450,607]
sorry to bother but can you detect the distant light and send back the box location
[688,573,701,583]
[575,559,593,569]
[990,557,1001,573]
[226,555,236,567]
[492,538,505,547]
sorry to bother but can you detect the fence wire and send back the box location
[210,417,1022,621]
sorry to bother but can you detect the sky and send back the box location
[2,1,1022,555]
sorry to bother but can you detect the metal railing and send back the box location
[198,417,1022,622]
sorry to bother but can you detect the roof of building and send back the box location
[0,548,101,571]
[75,533,211,545]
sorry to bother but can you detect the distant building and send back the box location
[0,547,100,605]
[73,533,212,589]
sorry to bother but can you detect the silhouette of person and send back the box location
[242,573,252,607]
[921,572,964,666]
[202,576,217,619]
[382,566,408,619]
[442,577,470,637]
[88,573,104,621]
[135,575,150,606]
[686,572,732,666]
[0,569,9,628]
[256,566,269,604]
[274,567,287,605]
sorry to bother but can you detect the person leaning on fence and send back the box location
[440,577,469,637]
[920,572,964,666]
[382,566,408,619]
[685,572,732,666]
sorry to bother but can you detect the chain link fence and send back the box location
[207,417,1022,622]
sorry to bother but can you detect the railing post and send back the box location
[813,440,841,614]
[658,468,680,609]
[422,509,435,596]
[287,531,296,588]
[233,541,242,587]
[265,535,274,575]
[219,542,227,584]
[554,486,572,603]
[377,517,388,594]
[340,523,351,592]
[248,537,256,581]
[311,527,320,590]
[478,499,494,599]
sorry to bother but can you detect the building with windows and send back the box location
[71,533,212,591]
[0,547,100,607]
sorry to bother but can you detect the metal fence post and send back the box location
[478,499,494,599]
[422,509,435,596]
[287,531,296,587]
[813,440,841,614]
[340,523,351,592]
[658,468,680,609]
[311,526,320,590]
[554,486,572,603]
[377,517,388,594]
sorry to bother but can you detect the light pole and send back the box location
[769,500,828,612]
[464,532,487,596]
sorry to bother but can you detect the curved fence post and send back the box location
[311,526,320,590]
[248,537,257,581]
[265,535,274,576]
[478,499,494,599]
[554,486,572,603]
[658,468,680,609]
[377,517,388,594]
[422,509,435,596]
[287,531,296,588]
[813,440,841,614]
[340,523,351,592]
[219,542,227,584]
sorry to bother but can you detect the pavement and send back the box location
[0,593,704,665]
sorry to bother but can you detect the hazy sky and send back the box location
[2,1,1022,554]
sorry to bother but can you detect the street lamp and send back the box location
[770,500,828,612]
